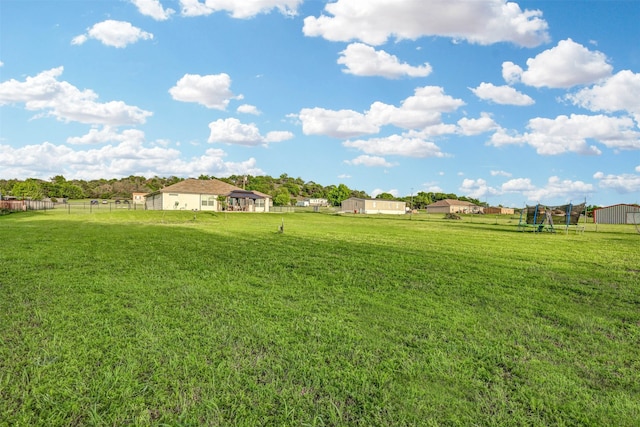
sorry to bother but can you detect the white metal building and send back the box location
[593,204,640,224]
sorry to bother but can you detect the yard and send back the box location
[1,209,638,425]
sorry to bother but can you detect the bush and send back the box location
[444,213,461,220]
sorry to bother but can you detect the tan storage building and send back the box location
[341,198,406,215]
[426,199,483,214]
[484,206,514,215]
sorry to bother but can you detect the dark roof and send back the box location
[228,190,264,199]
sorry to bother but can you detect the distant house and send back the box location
[296,197,328,207]
[593,204,640,224]
[484,206,515,215]
[426,199,483,214]
[132,192,146,205]
[144,178,271,212]
[308,198,329,207]
[341,197,406,215]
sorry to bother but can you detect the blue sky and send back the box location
[1,0,639,207]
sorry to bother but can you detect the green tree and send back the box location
[273,189,291,206]
[375,192,395,200]
[60,183,86,199]
[327,183,351,206]
[413,191,432,209]
[12,179,44,200]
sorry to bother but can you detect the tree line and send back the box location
[0,174,486,208]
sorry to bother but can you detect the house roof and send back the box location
[427,199,478,207]
[148,178,271,199]
[150,178,239,195]
[343,197,405,203]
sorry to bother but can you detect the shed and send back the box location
[426,199,483,214]
[341,197,406,215]
[593,204,640,224]
[484,206,515,215]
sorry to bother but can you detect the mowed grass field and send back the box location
[1,208,639,426]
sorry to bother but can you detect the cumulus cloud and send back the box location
[504,39,612,88]
[0,67,152,126]
[207,118,293,146]
[488,114,640,154]
[303,0,549,47]
[180,0,302,18]
[298,107,379,138]
[593,171,640,193]
[502,176,594,202]
[131,0,175,20]
[459,178,500,200]
[237,104,261,115]
[345,155,397,167]
[567,70,640,121]
[470,82,534,106]
[343,134,446,158]
[457,113,499,136]
[490,170,512,177]
[0,139,262,181]
[338,43,432,78]
[72,20,153,48]
[66,127,145,145]
[169,73,239,110]
[297,86,464,139]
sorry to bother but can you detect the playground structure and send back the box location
[518,202,586,233]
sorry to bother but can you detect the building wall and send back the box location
[485,207,515,215]
[594,204,640,224]
[363,199,406,214]
[427,206,454,214]
[132,193,146,205]
[342,198,405,214]
[342,198,366,213]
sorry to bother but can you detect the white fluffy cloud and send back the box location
[343,134,446,158]
[131,0,175,20]
[459,178,500,200]
[237,104,261,115]
[338,43,432,78]
[470,82,534,106]
[180,0,302,18]
[593,171,640,193]
[304,0,549,47]
[298,107,379,138]
[457,113,499,136]
[0,139,262,181]
[501,176,594,202]
[169,73,239,110]
[297,86,464,139]
[0,67,152,126]
[66,127,145,145]
[503,39,612,88]
[207,118,293,146]
[567,70,640,121]
[345,155,397,167]
[488,114,640,154]
[72,20,153,48]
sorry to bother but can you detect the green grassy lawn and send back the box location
[1,209,639,426]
